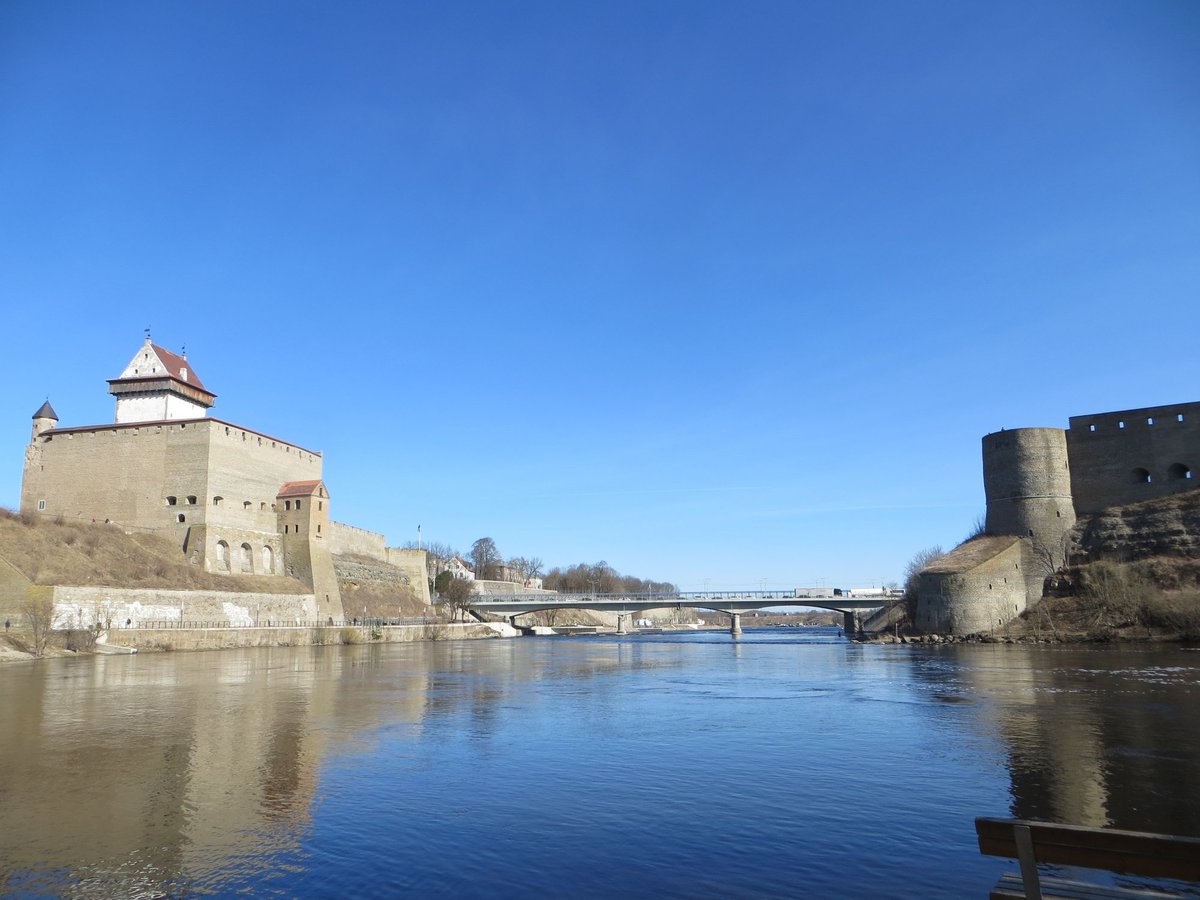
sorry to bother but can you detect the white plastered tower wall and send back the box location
[109,337,216,424]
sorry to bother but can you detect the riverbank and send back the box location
[860,630,1198,645]
[0,621,516,662]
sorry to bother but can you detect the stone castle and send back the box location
[19,338,427,621]
[916,401,1198,634]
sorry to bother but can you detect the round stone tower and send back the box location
[31,400,58,442]
[982,427,1076,550]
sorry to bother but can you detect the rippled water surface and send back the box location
[2,630,1198,898]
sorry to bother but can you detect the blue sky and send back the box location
[2,1,1197,590]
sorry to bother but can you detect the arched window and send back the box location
[1131,467,1151,484]
[240,542,253,573]
[187,495,197,505]
[262,545,274,574]
[1168,463,1193,481]
[177,513,186,523]
[213,496,224,506]
[166,496,177,506]
[216,540,230,570]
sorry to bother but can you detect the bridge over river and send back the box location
[470,590,885,636]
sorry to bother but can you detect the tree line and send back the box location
[542,560,677,595]
[403,537,676,596]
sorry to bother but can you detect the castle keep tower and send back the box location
[983,427,1076,553]
[108,337,216,423]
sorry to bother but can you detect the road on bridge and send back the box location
[468,589,885,636]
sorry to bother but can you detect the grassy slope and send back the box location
[0,509,309,598]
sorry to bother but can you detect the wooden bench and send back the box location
[976,817,1200,900]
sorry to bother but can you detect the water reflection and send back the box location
[917,644,1200,835]
[0,640,686,895]
[1,635,1198,897]
[0,647,410,895]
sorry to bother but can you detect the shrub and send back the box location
[63,627,98,653]
[1137,595,1200,639]
[340,626,361,645]
[1077,560,1153,624]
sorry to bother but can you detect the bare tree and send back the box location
[542,561,677,595]
[20,585,56,657]
[470,537,502,580]
[1030,532,1071,579]
[892,545,946,626]
[963,513,987,543]
[441,576,476,623]
[508,556,545,585]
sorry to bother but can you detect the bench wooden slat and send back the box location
[990,872,1183,900]
[977,817,1200,882]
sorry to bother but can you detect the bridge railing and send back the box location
[108,617,447,630]
[471,590,829,604]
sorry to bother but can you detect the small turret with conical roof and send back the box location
[31,400,58,442]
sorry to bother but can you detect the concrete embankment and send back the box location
[102,621,515,653]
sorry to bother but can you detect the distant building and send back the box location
[445,556,475,581]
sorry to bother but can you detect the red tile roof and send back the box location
[152,343,210,392]
[277,480,324,498]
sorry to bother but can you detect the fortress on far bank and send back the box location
[917,401,1198,635]
[19,338,428,622]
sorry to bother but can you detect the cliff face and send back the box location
[1074,489,1200,560]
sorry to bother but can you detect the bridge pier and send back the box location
[616,614,629,635]
[843,610,858,639]
[730,613,742,636]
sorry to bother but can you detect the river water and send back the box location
[1,629,1198,898]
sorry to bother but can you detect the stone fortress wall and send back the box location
[915,536,1027,635]
[1065,402,1198,513]
[17,338,431,623]
[326,524,433,607]
[21,417,321,576]
[918,401,1197,634]
[328,520,387,559]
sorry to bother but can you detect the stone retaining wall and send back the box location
[107,622,511,652]
[52,585,318,629]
